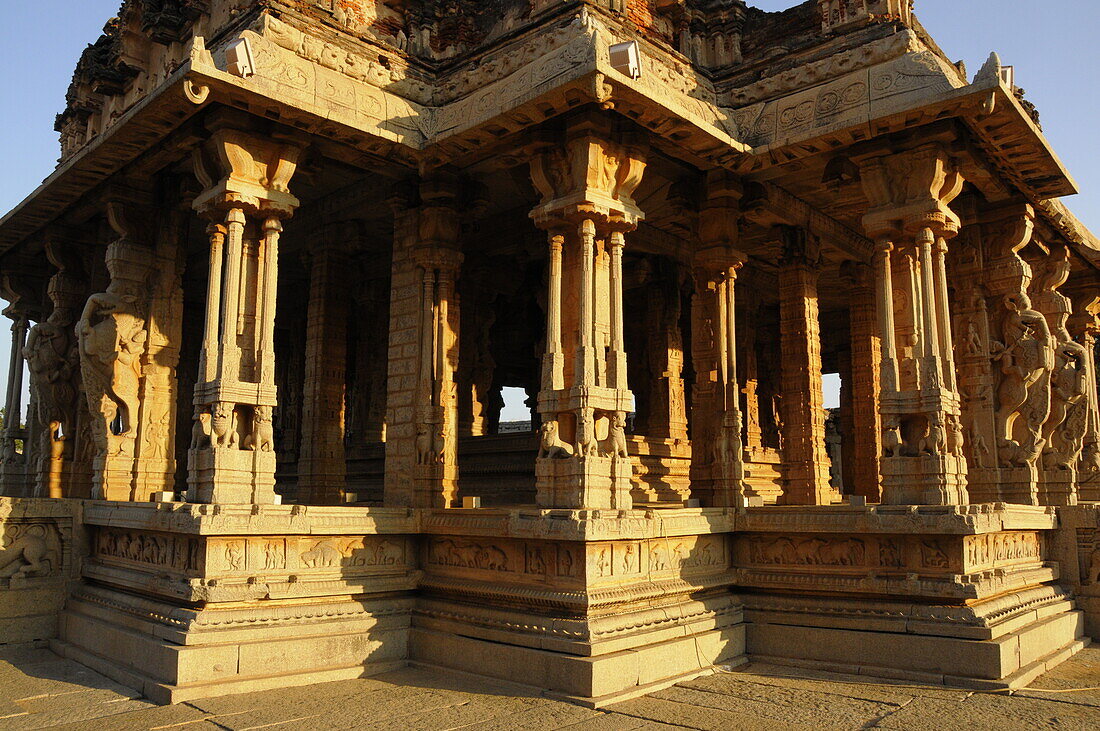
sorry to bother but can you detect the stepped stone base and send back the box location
[53,585,412,704]
[743,589,1086,688]
[2,500,1092,706]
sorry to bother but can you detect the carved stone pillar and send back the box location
[186,127,301,504]
[860,144,968,505]
[529,114,645,510]
[688,170,750,507]
[953,202,1048,505]
[1033,246,1086,506]
[410,216,463,509]
[381,174,465,509]
[77,239,154,501]
[132,206,186,502]
[298,239,350,505]
[644,264,688,443]
[24,246,85,498]
[0,289,30,496]
[841,261,882,501]
[1069,290,1100,500]
[775,226,834,506]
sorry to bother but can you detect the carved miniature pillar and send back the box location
[1033,246,1085,506]
[543,231,565,393]
[859,144,967,506]
[690,170,749,507]
[840,262,882,501]
[298,241,350,505]
[0,294,30,496]
[186,128,301,504]
[775,226,834,506]
[529,114,645,510]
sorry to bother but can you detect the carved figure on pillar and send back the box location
[187,124,301,505]
[528,113,646,510]
[24,255,84,498]
[77,240,151,501]
[1032,246,1086,505]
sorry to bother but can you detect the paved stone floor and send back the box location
[0,643,1098,730]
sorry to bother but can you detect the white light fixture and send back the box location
[609,40,642,80]
[226,38,256,78]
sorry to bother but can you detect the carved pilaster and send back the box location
[187,126,302,505]
[841,261,882,501]
[775,226,834,506]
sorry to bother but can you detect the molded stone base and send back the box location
[54,585,412,704]
[409,622,747,707]
[743,591,1085,686]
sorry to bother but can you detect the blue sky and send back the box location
[0,1,1096,421]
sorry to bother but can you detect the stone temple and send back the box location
[0,0,1098,708]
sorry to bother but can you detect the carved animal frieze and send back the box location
[95,527,201,573]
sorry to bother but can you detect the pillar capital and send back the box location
[859,143,964,241]
[191,128,303,219]
[775,225,821,268]
[527,116,648,231]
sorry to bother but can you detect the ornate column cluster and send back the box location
[298,230,351,505]
[410,175,463,509]
[775,226,835,506]
[187,127,301,504]
[860,144,968,506]
[690,171,749,507]
[77,235,155,501]
[529,114,646,510]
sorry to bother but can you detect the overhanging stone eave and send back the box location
[423,68,753,174]
[960,82,1078,201]
[0,65,201,255]
[727,81,1077,205]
